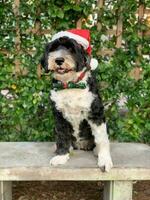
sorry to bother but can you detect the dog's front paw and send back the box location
[98,154,113,172]
[50,154,70,166]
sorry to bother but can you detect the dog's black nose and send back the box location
[55,57,64,65]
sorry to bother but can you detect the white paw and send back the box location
[98,154,113,172]
[50,154,70,166]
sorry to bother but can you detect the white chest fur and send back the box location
[50,88,95,138]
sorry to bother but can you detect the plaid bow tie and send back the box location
[52,81,86,91]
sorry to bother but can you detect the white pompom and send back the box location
[90,58,98,70]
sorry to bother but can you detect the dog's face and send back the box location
[41,37,89,81]
[47,47,76,74]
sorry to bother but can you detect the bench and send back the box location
[0,142,150,200]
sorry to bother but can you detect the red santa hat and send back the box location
[51,29,98,70]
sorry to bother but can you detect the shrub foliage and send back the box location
[0,0,150,143]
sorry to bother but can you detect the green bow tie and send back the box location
[52,81,86,91]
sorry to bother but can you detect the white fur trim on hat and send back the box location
[90,58,98,70]
[51,31,89,49]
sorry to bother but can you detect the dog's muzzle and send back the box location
[55,67,73,74]
[55,57,65,65]
[53,57,73,74]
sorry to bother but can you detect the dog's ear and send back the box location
[70,40,88,72]
[40,42,53,72]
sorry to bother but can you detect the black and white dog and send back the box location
[41,30,113,172]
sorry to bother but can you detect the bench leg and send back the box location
[104,181,133,200]
[0,181,12,200]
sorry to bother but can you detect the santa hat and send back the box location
[51,29,98,70]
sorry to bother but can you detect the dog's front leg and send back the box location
[50,107,73,166]
[89,122,113,172]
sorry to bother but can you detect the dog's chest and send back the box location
[50,89,94,121]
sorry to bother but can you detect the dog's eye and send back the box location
[67,46,73,51]
[63,43,71,50]
[66,46,75,53]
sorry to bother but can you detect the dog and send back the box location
[41,29,113,172]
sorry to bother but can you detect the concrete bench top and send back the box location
[0,142,150,181]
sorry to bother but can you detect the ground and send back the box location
[13,181,150,200]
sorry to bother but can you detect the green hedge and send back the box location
[0,0,150,143]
